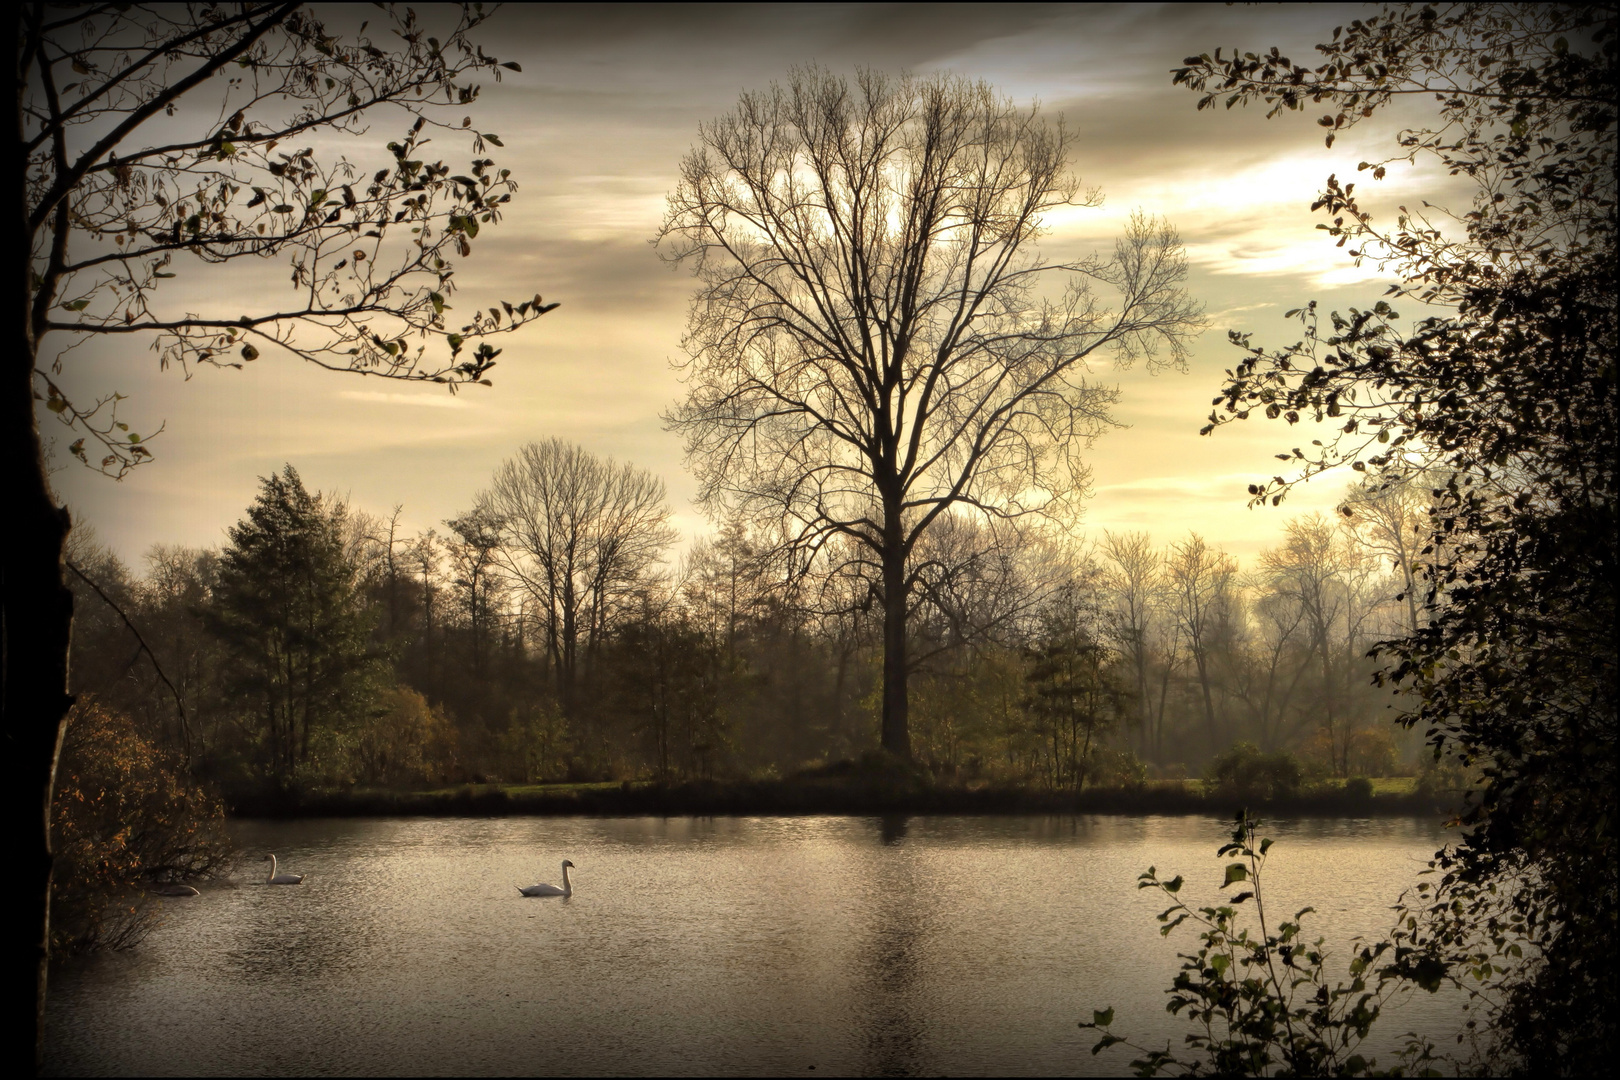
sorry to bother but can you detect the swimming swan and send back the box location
[518,860,574,897]
[263,854,304,885]
[149,883,200,897]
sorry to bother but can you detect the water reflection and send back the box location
[855,818,933,1075]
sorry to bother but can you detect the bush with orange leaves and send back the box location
[50,699,232,954]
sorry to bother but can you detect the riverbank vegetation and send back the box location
[226,766,1452,819]
[66,459,1444,811]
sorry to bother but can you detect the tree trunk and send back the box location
[1194,650,1219,748]
[832,641,850,751]
[1133,638,1150,759]
[1316,636,1340,775]
[1153,659,1174,761]
[9,173,74,1073]
[561,577,577,715]
[880,538,910,758]
[5,464,71,1072]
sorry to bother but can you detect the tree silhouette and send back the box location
[659,67,1202,758]
[212,466,377,783]
[480,439,677,731]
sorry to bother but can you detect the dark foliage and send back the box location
[13,2,553,1057]
[211,466,382,785]
[1084,814,1440,1076]
[1206,742,1304,803]
[1176,3,1617,1069]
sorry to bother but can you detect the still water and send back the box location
[45,815,1460,1076]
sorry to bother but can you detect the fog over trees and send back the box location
[67,454,1426,794]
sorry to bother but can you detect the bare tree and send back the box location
[444,505,503,681]
[11,5,555,1053]
[1166,532,1238,749]
[482,440,677,723]
[1237,572,1314,750]
[1257,514,1391,774]
[907,512,1056,670]
[406,528,444,698]
[658,67,1202,757]
[1102,530,1161,756]
[373,505,409,640]
[681,518,770,667]
[1340,477,1429,635]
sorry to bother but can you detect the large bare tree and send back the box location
[10,4,553,1060]
[658,68,1202,757]
[481,439,677,727]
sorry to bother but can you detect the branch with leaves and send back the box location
[1176,5,1615,1065]
[1082,813,1445,1077]
[24,2,558,476]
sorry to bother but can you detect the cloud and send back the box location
[1204,301,1277,325]
[338,391,469,409]
[61,2,1450,568]
[1184,236,1391,286]
[1094,473,1263,504]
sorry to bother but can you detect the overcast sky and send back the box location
[49,2,1467,569]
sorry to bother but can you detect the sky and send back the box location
[47,2,1471,569]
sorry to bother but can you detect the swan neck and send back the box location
[561,862,572,894]
[267,855,276,884]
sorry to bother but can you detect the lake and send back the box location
[44,814,1464,1076]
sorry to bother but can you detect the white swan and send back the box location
[263,854,304,885]
[149,883,200,897]
[517,859,574,897]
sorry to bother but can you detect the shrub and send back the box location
[1088,748,1148,789]
[1345,728,1399,778]
[1083,813,1443,1075]
[1344,776,1375,801]
[51,699,232,953]
[350,686,461,787]
[496,699,570,784]
[1206,742,1303,802]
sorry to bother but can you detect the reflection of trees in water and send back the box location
[220,823,436,982]
[854,816,936,1076]
[218,871,401,983]
[223,890,374,981]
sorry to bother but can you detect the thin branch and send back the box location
[66,559,193,762]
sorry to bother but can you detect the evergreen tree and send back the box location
[212,466,378,785]
[1023,581,1122,792]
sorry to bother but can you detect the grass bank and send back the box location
[230,775,1457,819]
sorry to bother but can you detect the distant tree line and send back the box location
[66,452,1431,799]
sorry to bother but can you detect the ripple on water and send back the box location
[44,814,1462,1077]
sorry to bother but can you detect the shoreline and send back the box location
[228,780,1461,820]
